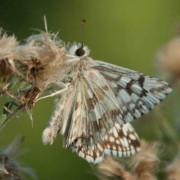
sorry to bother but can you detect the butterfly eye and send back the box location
[75,46,85,56]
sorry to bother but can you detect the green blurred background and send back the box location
[0,0,179,179]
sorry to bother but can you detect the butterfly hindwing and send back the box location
[72,123,141,164]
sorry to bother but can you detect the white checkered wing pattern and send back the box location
[42,55,172,164]
[72,123,141,164]
[62,69,126,148]
[89,60,172,123]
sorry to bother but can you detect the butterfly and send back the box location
[42,43,172,163]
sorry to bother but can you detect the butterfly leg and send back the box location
[42,88,69,145]
[35,86,69,102]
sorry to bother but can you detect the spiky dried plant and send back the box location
[164,157,180,180]
[0,136,36,180]
[130,140,159,180]
[0,29,19,82]
[157,37,180,84]
[97,156,134,180]
[0,28,67,128]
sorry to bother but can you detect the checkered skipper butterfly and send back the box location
[42,43,172,163]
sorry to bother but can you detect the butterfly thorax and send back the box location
[58,57,92,86]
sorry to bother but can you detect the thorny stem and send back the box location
[4,90,22,103]
[0,104,24,129]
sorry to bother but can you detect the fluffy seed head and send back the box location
[164,157,180,180]
[0,29,18,60]
[130,140,159,180]
[158,38,180,81]
[16,32,67,90]
[97,156,134,180]
[0,29,19,81]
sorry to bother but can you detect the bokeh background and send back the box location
[0,0,180,179]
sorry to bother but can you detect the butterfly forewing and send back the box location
[63,70,125,148]
[88,60,172,123]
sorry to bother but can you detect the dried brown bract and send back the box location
[19,87,41,109]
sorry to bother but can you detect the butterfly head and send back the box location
[68,42,90,58]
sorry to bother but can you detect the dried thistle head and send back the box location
[0,136,35,180]
[0,28,69,129]
[15,31,67,110]
[0,29,19,82]
[0,28,67,92]
[0,29,18,61]
[130,140,159,180]
[157,38,180,83]
[16,31,67,91]
[164,157,180,180]
[97,156,134,180]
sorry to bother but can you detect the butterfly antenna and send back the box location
[80,19,87,47]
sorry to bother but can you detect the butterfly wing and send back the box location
[42,84,77,145]
[88,60,172,123]
[63,69,125,148]
[43,58,172,163]
[71,123,141,164]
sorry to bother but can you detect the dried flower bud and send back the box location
[0,29,18,60]
[130,140,159,180]
[164,157,180,180]
[97,156,134,180]
[16,32,67,90]
[158,38,180,82]
[0,29,19,82]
